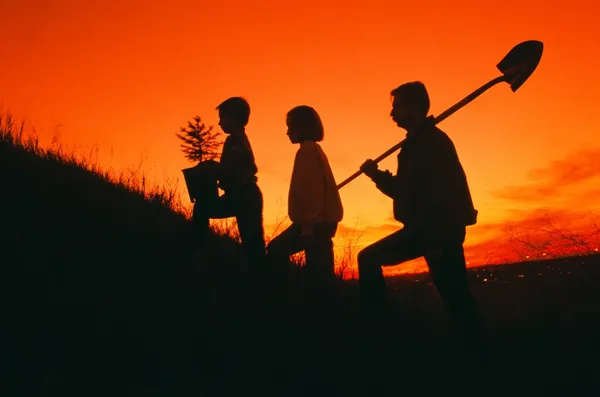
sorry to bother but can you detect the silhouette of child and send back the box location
[191,97,266,271]
[266,105,344,284]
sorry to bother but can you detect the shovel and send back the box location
[336,40,544,190]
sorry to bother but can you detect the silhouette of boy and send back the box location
[192,97,266,270]
[358,81,485,356]
[266,105,344,286]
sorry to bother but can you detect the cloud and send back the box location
[491,148,600,203]
[339,222,401,239]
[529,149,600,185]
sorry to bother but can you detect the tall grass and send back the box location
[0,113,187,215]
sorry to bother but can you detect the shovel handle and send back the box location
[336,75,507,190]
[336,139,406,190]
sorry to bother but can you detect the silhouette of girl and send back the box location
[267,105,344,284]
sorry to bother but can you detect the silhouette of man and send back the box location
[192,97,266,272]
[358,81,484,354]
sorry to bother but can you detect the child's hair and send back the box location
[216,97,251,127]
[286,105,324,141]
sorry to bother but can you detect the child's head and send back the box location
[286,105,324,144]
[216,97,251,134]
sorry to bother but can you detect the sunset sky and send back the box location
[2,0,599,274]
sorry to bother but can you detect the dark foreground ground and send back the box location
[4,253,600,396]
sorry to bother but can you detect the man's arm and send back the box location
[371,170,399,198]
[361,159,400,199]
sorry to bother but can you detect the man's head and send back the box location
[390,81,430,130]
[216,97,250,134]
[286,105,324,144]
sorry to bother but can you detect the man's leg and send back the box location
[357,228,425,308]
[424,230,485,358]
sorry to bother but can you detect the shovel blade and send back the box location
[497,40,544,92]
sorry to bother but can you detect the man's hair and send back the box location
[216,97,251,127]
[287,105,324,142]
[390,81,430,118]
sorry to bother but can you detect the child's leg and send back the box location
[265,223,304,264]
[235,184,267,269]
[190,166,223,245]
[304,237,335,283]
[192,194,236,246]
[304,224,337,283]
[303,226,337,313]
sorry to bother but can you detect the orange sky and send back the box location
[2,0,599,275]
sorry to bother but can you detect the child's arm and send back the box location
[218,135,257,190]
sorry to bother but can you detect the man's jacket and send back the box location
[370,116,478,234]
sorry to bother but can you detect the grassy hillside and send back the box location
[2,113,600,396]
[0,115,254,395]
